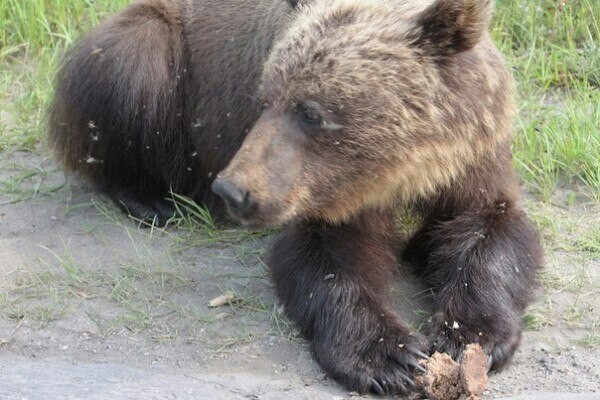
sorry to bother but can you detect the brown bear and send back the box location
[49,0,543,395]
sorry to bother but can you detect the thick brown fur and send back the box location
[49,0,543,396]
[50,0,288,223]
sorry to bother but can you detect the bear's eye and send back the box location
[293,100,344,133]
[299,105,322,125]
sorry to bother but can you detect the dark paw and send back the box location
[317,330,428,396]
[427,314,522,372]
[486,333,521,371]
[110,189,175,227]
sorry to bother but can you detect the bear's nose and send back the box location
[211,178,251,216]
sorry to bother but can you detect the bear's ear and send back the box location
[413,0,493,56]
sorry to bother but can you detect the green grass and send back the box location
[492,0,600,199]
[575,226,600,257]
[0,0,129,151]
[0,213,275,343]
[0,0,129,52]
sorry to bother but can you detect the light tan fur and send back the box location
[221,0,515,226]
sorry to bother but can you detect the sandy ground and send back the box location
[0,149,599,399]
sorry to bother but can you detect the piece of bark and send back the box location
[208,292,238,308]
[460,344,488,397]
[417,352,462,400]
[417,344,489,400]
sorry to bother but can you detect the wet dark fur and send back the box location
[49,0,286,223]
[271,145,543,394]
[49,0,543,395]
[403,146,543,372]
[270,210,430,394]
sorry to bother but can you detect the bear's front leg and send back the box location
[404,192,543,371]
[269,210,428,396]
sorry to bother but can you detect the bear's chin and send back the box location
[226,205,291,231]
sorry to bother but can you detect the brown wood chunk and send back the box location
[460,344,488,396]
[418,344,489,400]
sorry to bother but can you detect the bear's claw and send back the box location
[370,378,385,396]
[321,332,428,396]
[407,357,427,373]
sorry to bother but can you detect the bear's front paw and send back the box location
[314,328,428,396]
[427,313,522,372]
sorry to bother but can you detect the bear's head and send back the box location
[212,0,513,229]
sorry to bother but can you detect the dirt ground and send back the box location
[1,149,599,399]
